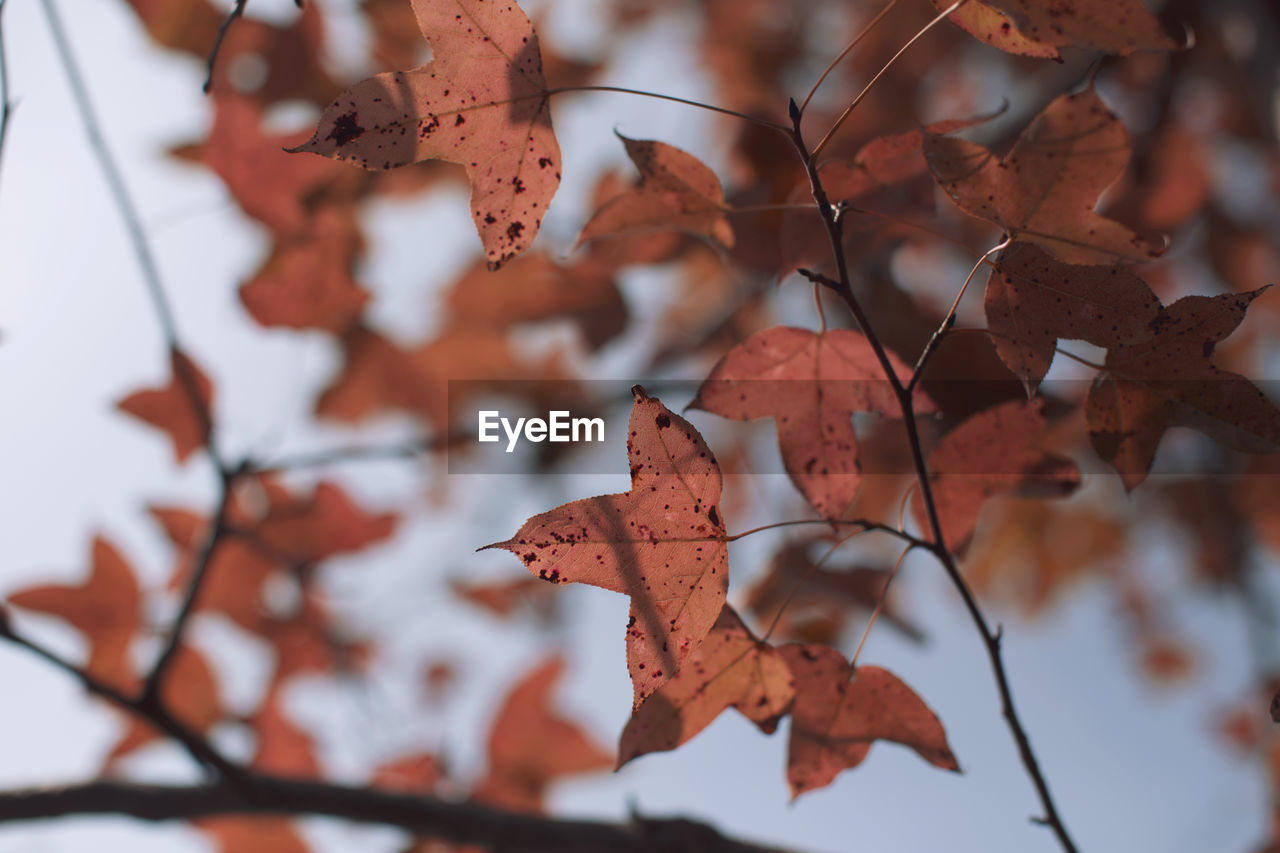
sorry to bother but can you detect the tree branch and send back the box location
[0,776,805,853]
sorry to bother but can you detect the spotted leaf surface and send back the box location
[619,604,794,766]
[691,326,932,521]
[486,387,727,706]
[935,0,1178,59]
[289,0,559,269]
[1087,288,1280,489]
[925,89,1163,264]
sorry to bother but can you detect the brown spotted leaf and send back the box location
[7,537,142,690]
[485,387,727,707]
[935,0,1177,58]
[576,134,733,252]
[116,348,213,464]
[915,399,1080,551]
[289,0,559,269]
[691,326,933,521]
[925,88,1164,264]
[619,604,794,766]
[986,241,1163,392]
[1087,287,1280,489]
[781,645,959,798]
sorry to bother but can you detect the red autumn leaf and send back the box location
[619,603,794,766]
[443,252,628,351]
[108,646,223,765]
[250,685,320,777]
[451,575,556,620]
[253,479,399,565]
[372,752,446,792]
[935,0,1178,58]
[239,205,371,333]
[781,645,959,799]
[116,348,213,463]
[485,386,728,707]
[289,0,560,269]
[915,399,1080,551]
[472,656,611,812]
[194,817,309,853]
[1086,287,1280,489]
[691,326,933,521]
[925,88,1164,264]
[576,134,733,252]
[7,536,142,690]
[985,241,1164,392]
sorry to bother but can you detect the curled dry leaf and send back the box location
[985,241,1163,392]
[781,645,959,798]
[619,604,794,767]
[925,88,1165,265]
[485,386,727,707]
[116,348,213,464]
[692,326,932,521]
[576,134,733,252]
[1086,287,1280,490]
[915,399,1080,552]
[7,537,142,690]
[934,0,1178,59]
[289,0,560,269]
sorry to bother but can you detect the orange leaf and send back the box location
[781,645,959,798]
[486,387,727,707]
[577,135,733,251]
[289,0,559,269]
[1087,287,1280,489]
[7,536,142,690]
[116,348,213,463]
[619,604,794,766]
[925,88,1164,264]
[915,399,1080,551]
[692,326,933,521]
[935,0,1178,58]
[472,656,611,812]
[985,242,1163,392]
[195,817,309,853]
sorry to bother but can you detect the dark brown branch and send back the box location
[788,96,1081,853]
[202,0,249,95]
[0,776,804,853]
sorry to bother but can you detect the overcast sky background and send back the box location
[0,1,1272,851]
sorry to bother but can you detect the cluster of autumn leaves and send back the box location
[7,0,1280,849]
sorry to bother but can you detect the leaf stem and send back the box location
[811,0,967,159]
[547,85,789,133]
[725,517,930,549]
[798,0,902,113]
[849,544,911,667]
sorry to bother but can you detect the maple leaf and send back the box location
[1086,287,1280,489]
[7,536,142,689]
[691,326,933,521]
[915,399,1080,551]
[239,205,371,333]
[781,644,959,798]
[253,479,399,565]
[289,0,560,269]
[451,575,556,620]
[472,656,612,812]
[116,348,213,463]
[485,386,728,706]
[576,134,733,252]
[107,646,223,765]
[985,241,1163,392]
[250,685,320,777]
[619,603,794,766]
[925,88,1165,264]
[194,818,309,853]
[934,0,1179,59]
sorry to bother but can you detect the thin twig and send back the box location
[203,0,249,94]
[811,0,967,159]
[789,98,1080,853]
[247,436,441,476]
[725,517,930,550]
[798,0,902,113]
[849,543,911,667]
[760,527,878,644]
[0,0,13,194]
[0,615,240,778]
[547,85,789,133]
